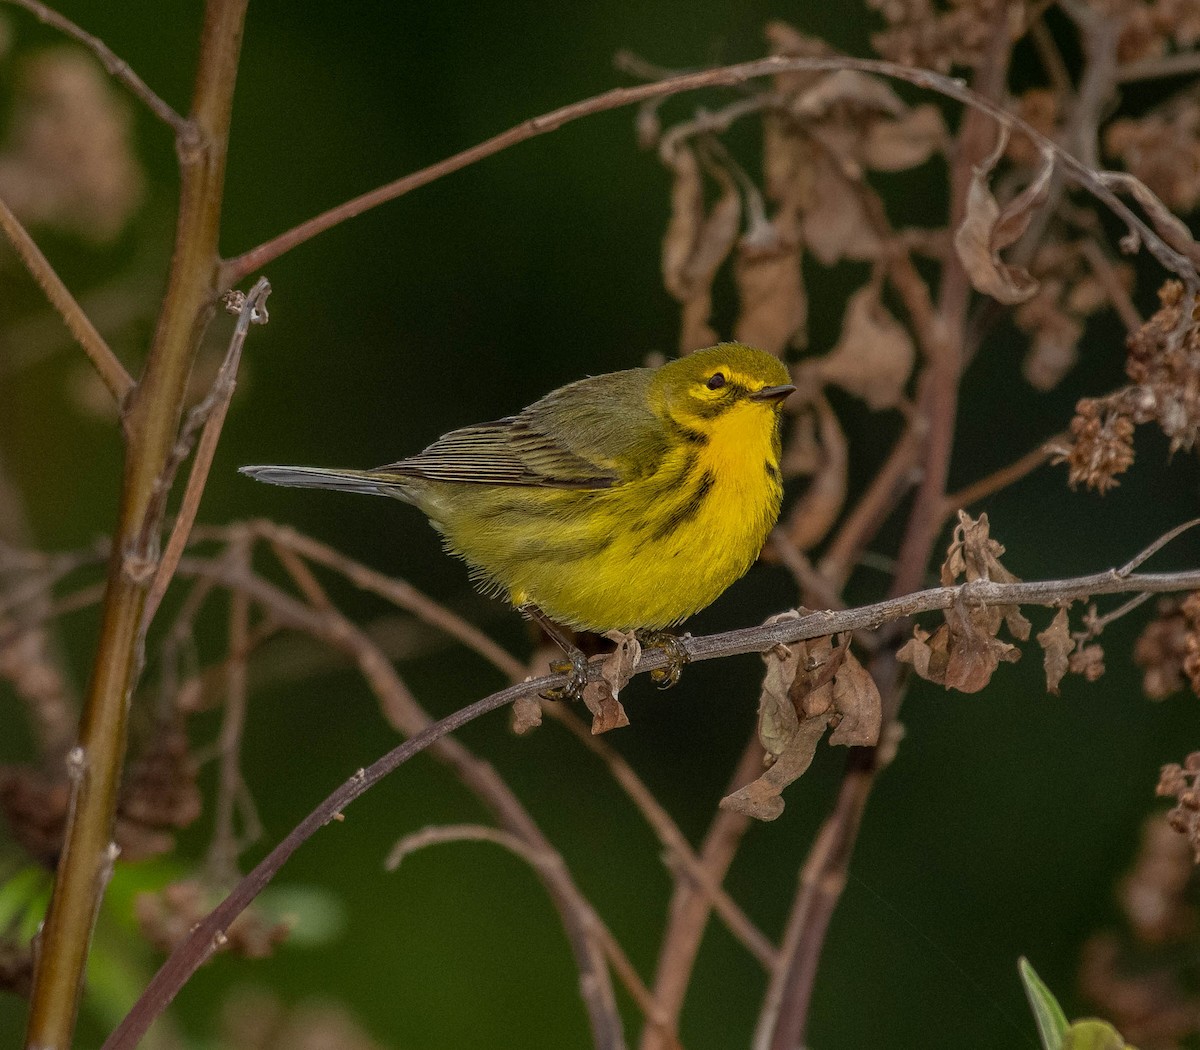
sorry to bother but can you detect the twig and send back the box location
[0,0,190,134]
[1084,591,1154,636]
[219,54,1200,289]
[817,425,923,591]
[239,520,773,971]
[753,742,879,1050]
[1030,16,1074,95]
[0,193,133,407]
[24,3,249,1046]
[205,535,252,884]
[638,737,765,1050]
[1118,517,1200,576]
[547,705,777,970]
[251,521,525,679]
[174,556,631,1050]
[143,278,271,624]
[941,433,1066,517]
[774,22,1013,1048]
[105,541,1200,1050]
[1079,238,1143,331]
[1118,49,1200,83]
[385,823,668,1031]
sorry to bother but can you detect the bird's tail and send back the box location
[239,464,410,499]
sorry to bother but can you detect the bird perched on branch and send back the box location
[242,343,794,696]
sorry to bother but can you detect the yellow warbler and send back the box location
[242,343,794,688]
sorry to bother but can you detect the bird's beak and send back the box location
[749,383,796,404]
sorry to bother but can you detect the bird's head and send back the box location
[651,343,795,427]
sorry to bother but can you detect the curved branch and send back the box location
[219,55,1200,289]
[104,542,1200,1050]
[0,0,189,134]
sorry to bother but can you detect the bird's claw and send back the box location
[542,647,590,701]
[637,630,691,690]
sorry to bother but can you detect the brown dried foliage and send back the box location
[1158,752,1200,864]
[898,512,1029,693]
[1080,813,1200,1047]
[135,879,292,960]
[721,618,881,821]
[1056,279,1200,490]
[1134,593,1200,699]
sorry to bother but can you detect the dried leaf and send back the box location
[1100,170,1200,264]
[791,70,907,121]
[662,145,704,302]
[720,716,826,821]
[581,633,641,734]
[862,104,947,172]
[942,511,1029,640]
[942,603,1022,693]
[899,513,1028,693]
[801,151,881,265]
[779,394,848,550]
[510,696,543,735]
[662,145,743,353]
[733,224,807,355]
[763,115,815,217]
[722,619,878,819]
[819,281,915,410]
[954,138,1054,305]
[828,648,882,745]
[1037,608,1074,696]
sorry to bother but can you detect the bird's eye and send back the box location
[705,372,727,391]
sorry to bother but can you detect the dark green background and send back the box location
[1,2,1198,1048]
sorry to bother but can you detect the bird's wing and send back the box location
[378,368,668,489]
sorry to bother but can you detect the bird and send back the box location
[241,343,795,696]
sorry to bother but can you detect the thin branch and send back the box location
[0,0,190,134]
[547,705,777,971]
[638,737,765,1050]
[220,54,1200,289]
[1118,517,1200,575]
[251,521,526,679]
[1118,49,1200,83]
[0,193,133,406]
[24,2,249,1045]
[941,433,1066,517]
[103,542,1200,1050]
[385,824,668,1030]
[205,535,252,884]
[1079,238,1143,331]
[143,278,271,624]
[173,556,630,1050]
[245,520,773,971]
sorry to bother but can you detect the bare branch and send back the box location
[103,531,1200,1049]
[0,193,133,406]
[1118,49,1200,83]
[0,0,190,134]
[220,54,1200,289]
[144,278,271,624]
[385,823,668,1032]
[941,433,1066,517]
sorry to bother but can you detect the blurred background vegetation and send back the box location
[0,1,1198,1048]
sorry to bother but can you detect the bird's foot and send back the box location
[542,646,590,701]
[636,630,692,690]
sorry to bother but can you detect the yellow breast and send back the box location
[490,399,785,631]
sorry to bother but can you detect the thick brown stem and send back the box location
[23,3,247,1046]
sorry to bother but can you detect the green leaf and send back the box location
[1062,1019,1133,1050]
[1019,957,1069,1050]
